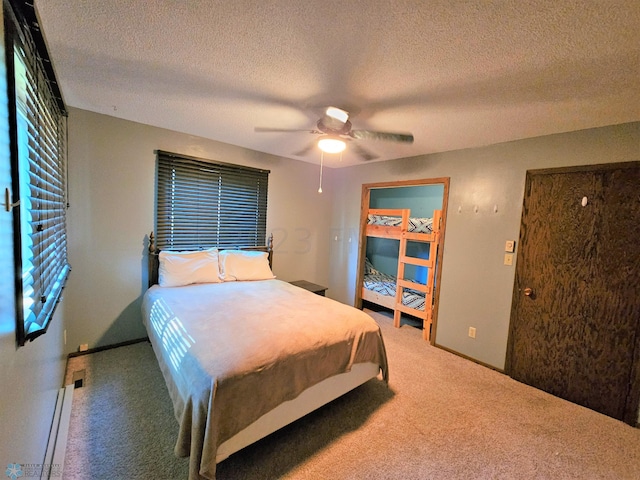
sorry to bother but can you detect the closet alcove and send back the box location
[356,178,449,343]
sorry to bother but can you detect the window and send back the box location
[5,1,70,345]
[156,150,269,250]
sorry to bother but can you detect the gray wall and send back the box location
[0,11,67,469]
[64,108,337,353]
[329,122,639,369]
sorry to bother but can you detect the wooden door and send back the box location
[506,162,640,425]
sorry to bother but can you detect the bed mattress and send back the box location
[367,214,433,233]
[363,272,426,311]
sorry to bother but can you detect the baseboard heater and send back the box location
[41,384,74,480]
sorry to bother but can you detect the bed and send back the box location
[141,236,389,480]
[362,260,426,312]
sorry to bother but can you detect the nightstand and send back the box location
[289,280,328,296]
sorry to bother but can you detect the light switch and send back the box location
[504,253,514,266]
[505,240,515,253]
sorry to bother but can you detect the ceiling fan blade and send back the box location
[350,130,414,143]
[255,127,320,133]
[293,141,317,157]
[351,142,379,161]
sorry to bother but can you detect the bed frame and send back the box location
[216,361,379,462]
[144,232,381,465]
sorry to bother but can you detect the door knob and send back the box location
[524,287,534,296]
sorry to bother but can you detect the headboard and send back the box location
[147,232,274,288]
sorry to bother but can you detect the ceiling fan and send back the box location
[255,106,414,161]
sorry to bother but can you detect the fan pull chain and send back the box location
[318,151,324,193]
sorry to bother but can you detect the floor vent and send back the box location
[41,384,74,480]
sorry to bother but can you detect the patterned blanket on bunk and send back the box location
[363,272,426,311]
[367,214,433,234]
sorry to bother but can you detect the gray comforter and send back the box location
[141,279,388,480]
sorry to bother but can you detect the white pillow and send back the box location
[218,250,275,281]
[158,248,221,287]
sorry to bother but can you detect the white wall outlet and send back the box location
[504,253,514,266]
[505,240,515,252]
[468,327,476,338]
[79,343,88,352]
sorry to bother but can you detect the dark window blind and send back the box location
[156,151,269,250]
[6,1,70,345]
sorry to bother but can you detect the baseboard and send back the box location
[41,384,74,480]
[67,337,149,358]
[434,343,505,374]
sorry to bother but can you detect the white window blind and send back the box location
[6,1,70,345]
[156,151,269,250]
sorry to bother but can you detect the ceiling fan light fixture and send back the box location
[317,136,346,154]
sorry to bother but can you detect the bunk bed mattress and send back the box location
[363,271,426,311]
[367,214,433,233]
[141,279,388,480]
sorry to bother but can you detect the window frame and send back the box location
[155,150,269,252]
[4,0,70,346]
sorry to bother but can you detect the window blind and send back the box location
[156,151,269,250]
[6,1,70,344]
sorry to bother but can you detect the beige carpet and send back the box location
[63,309,640,479]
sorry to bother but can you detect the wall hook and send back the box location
[4,188,20,212]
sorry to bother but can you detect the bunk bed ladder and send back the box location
[393,210,441,341]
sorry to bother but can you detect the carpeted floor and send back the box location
[63,309,640,479]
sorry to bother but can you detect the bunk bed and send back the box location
[362,208,442,341]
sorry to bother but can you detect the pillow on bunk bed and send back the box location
[367,214,402,227]
[218,250,275,281]
[364,257,380,275]
[158,248,221,287]
[408,217,433,234]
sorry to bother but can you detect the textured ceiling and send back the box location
[34,0,640,167]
